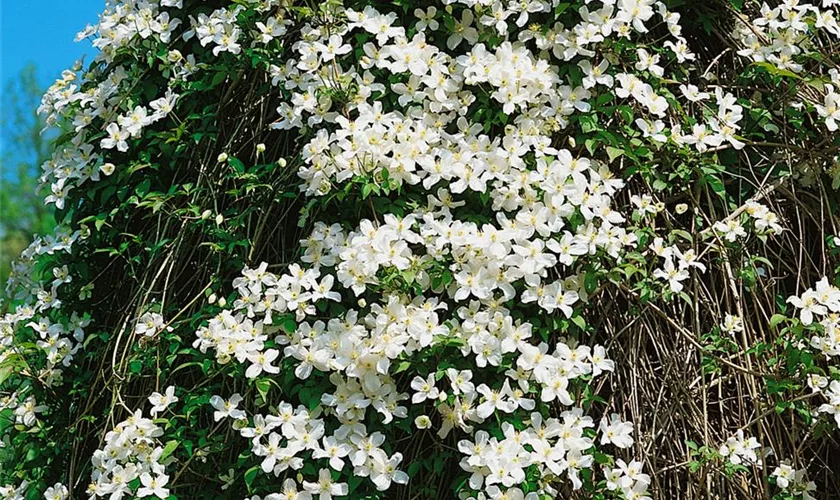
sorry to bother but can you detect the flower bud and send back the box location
[256,143,266,153]
[201,209,212,220]
[208,293,217,304]
[217,152,228,163]
[278,158,287,167]
[414,415,432,429]
[218,297,227,307]
[215,214,224,225]
[100,163,116,176]
[167,50,183,63]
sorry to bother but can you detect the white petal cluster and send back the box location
[787,277,840,327]
[216,399,404,495]
[648,238,705,293]
[787,277,840,435]
[736,1,840,135]
[0,482,28,500]
[11,395,48,427]
[817,380,840,426]
[1,226,90,387]
[771,460,816,499]
[44,483,69,500]
[87,408,171,499]
[134,312,172,338]
[604,459,652,500]
[712,201,783,243]
[719,429,762,466]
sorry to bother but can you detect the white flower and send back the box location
[410,373,440,403]
[680,83,709,102]
[599,414,634,448]
[245,348,280,378]
[134,312,171,337]
[314,35,351,62]
[414,415,432,429]
[100,162,116,176]
[137,473,170,499]
[720,314,743,334]
[148,386,178,415]
[719,429,762,465]
[303,468,348,499]
[210,393,246,421]
[100,122,129,152]
[43,483,68,500]
[414,6,438,31]
[818,380,840,426]
[787,290,828,326]
[653,258,690,293]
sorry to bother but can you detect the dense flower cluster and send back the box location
[771,460,817,500]
[186,0,722,495]
[786,277,840,446]
[712,201,784,243]
[0,225,90,438]
[85,390,178,498]
[718,429,762,466]
[737,0,840,186]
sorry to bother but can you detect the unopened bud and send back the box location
[278,158,287,167]
[218,297,227,307]
[100,163,116,176]
[256,143,266,153]
[167,50,183,63]
[215,214,224,225]
[201,209,212,220]
[217,152,228,163]
[208,293,217,304]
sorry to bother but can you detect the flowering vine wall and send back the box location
[2,0,840,499]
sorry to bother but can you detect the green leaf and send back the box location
[255,378,271,402]
[160,440,179,461]
[705,174,725,198]
[0,365,13,385]
[578,114,599,134]
[770,314,787,329]
[244,465,260,488]
[554,2,571,15]
[229,157,246,173]
[752,61,802,80]
[605,146,624,163]
[210,71,228,88]
[135,178,151,197]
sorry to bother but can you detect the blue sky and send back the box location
[1,0,104,161]
[1,0,105,89]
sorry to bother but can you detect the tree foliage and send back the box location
[0,64,55,285]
